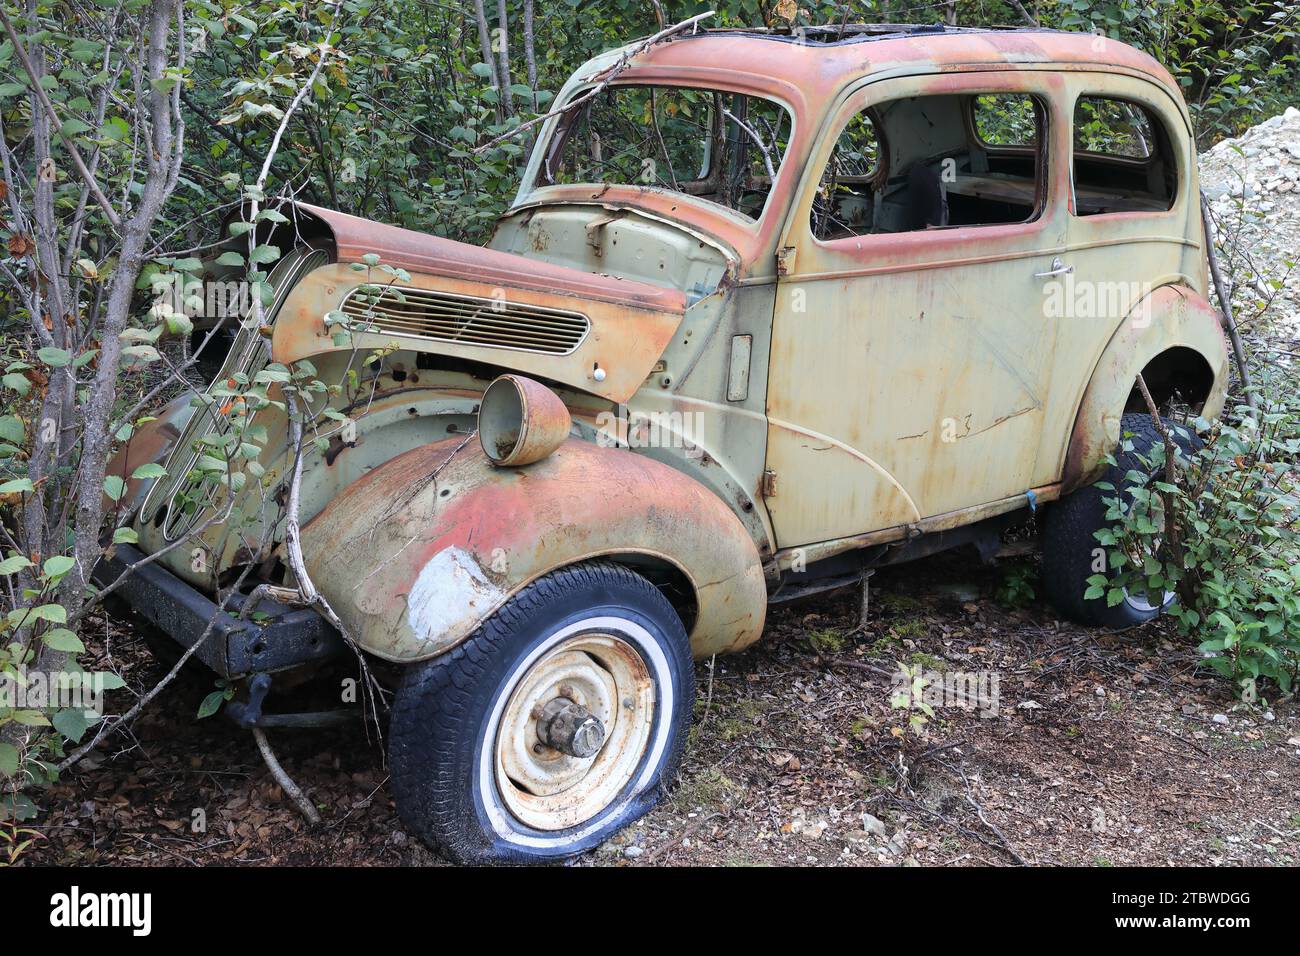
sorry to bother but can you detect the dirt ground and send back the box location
[21,549,1300,867]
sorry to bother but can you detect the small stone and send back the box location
[1017,699,1042,710]
[861,812,888,838]
[1212,713,1229,725]
[623,844,644,859]
[1094,686,1106,698]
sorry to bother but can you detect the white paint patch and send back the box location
[406,547,504,642]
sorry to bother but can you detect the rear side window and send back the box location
[1072,96,1177,215]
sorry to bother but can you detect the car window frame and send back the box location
[792,69,1066,261]
[1067,87,1184,220]
[523,79,799,228]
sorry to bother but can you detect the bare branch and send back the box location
[471,10,716,156]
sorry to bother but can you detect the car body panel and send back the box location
[297,435,768,661]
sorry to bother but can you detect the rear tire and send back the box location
[1043,412,1199,628]
[389,562,693,864]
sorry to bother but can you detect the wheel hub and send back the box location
[494,632,655,831]
[536,697,606,758]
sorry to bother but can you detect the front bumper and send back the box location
[94,545,345,678]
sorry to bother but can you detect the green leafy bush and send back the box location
[1092,376,1300,698]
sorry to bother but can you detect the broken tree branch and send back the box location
[253,727,321,824]
[1200,190,1258,416]
[1135,371,1185,574]
[471,10,715,155]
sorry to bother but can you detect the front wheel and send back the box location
[1042,412,1199,628]
[389,562,693,864]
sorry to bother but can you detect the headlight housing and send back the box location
[478,374,572,467]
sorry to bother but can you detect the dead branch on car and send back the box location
[472,10,715,155]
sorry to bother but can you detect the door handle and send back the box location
[1034,256,1073,278]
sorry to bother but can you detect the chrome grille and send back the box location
[340,285,590,356]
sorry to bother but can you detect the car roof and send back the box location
[601,24,1180,110]
[524,25,1184,273]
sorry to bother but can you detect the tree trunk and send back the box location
[496,0,513,116]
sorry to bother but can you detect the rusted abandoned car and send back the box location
[102,23,1228,862]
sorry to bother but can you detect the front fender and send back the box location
[1061,284,1230,492]
[298,436,768,662]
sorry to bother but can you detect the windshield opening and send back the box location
[531,84,793,222]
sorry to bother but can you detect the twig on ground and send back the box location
[253,728,321,825]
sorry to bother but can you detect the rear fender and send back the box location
[298,436,767,662]
[1061,284,1229,492]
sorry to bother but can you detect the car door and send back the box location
[1032,73,1202,482]
[764,70,1072,550]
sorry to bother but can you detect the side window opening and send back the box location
[810,92,1045,242]
[1072,96,1177,215]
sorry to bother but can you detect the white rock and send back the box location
[1212,713,1229,725]
[861,812,888,838]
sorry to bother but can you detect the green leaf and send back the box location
[111,527,139,545]
[26,604,67,624]
[249,244,282,265]
[94,672,126,691]
[214,250,245,266]
[0,742,18,776]
[102,475,126,501]
[37,347,71,367]
[41,628,84,653]
[0,478,34,494]
[0,555,34,575]
[42,555,75,579]
[122,345,161,363]
[131,462,167,480]
[0,414,24,444]
[1,792,39,821]
[197,690,226,719]
[10,710,50,727]
[52,707,94,743]
[2,373,30,396]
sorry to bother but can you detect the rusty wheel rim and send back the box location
[494,632,655,831]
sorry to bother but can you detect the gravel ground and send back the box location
[23,552,1300,867]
